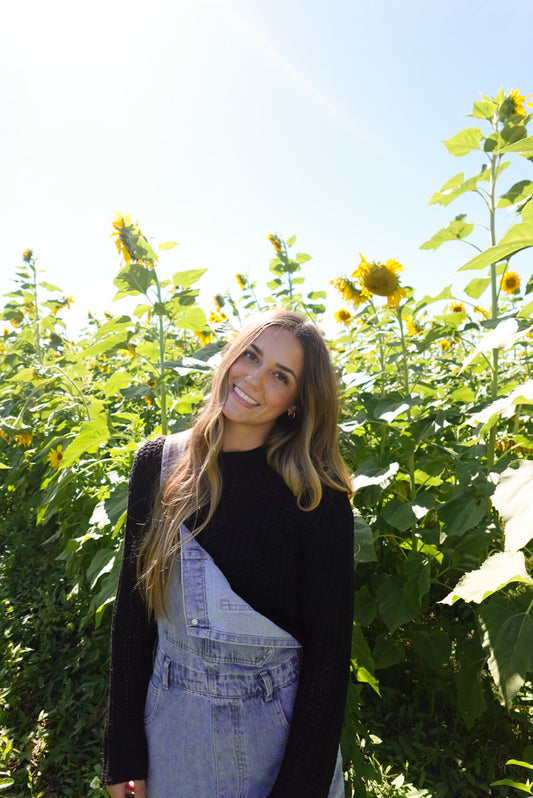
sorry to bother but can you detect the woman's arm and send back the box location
[269,487,354,797]
[102,438,164,786]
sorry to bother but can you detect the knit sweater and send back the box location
[102,437,354,797]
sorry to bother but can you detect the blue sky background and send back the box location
[2,0,533,333]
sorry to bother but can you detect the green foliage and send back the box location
[1,91,533,796]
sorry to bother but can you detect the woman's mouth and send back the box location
[233,384,260,406]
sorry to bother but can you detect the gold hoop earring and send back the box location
[287,409,296,420]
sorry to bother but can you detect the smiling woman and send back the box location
[102,308,355,798]
[222,325,304,451]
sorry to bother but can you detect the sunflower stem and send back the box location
[487,139,500,469]
[154,271,168,436]
[396,306,416,502]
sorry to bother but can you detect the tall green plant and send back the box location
[422,88,533,466]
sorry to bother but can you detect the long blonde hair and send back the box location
[138,309,352,617]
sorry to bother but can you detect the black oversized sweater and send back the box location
[102,437,354,797]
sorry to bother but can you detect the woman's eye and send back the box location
[275,371,289,384]
[243,350,257,362]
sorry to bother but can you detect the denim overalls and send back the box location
[144,433,344,797]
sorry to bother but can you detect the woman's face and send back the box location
[221,326,304,451]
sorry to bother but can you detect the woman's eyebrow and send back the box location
[250,343,297,381]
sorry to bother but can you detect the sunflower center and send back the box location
[362,264,400,297]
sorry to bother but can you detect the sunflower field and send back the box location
[1,90,533,798]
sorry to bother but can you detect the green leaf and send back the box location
[498,180,533,208]
[497,133,533,154]
[353,512,377,563]
[159,241,179,251]
[87,548,116,589]
[351,622,380,694]
[459,220,533,271]
[411,630,452,673]
[443,127,484,157]
[383,493,435,532]
[518,299,533,319]
[455,644,488,729]
[471,100,497,119]
[478,591,533,707]
[377,575,420,633]
[490,778,533,792]
[421,216,475,249]
[172,269,207,288]
[438,491,487,539]
[60,416,110,468]
[492,461,533,552]
[372,632,405,669]
[286,234,296,247]
[429,174,480,207]
[464,277,491,299]
[113,263,156,299]
[81,332,130,358]
[353,585,377,626]
[441,550,533,605]
[295,252,311,264]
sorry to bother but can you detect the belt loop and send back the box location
[162,656,171,690]
[260,671,273,702]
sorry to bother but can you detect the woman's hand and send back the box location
[106,780,147,798]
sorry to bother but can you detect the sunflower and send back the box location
[111,213,157,269]
[15,432,33,448]
[508,89,526,116]
[47,445,64,468]
[449,301,466,313]
[440,339,452,352]
[267,233,284,254]
[501,271,521,295]
[330,277,366,307]
[23,249,33,263]
[353,254,406,308]
[405,318,423,336]
[235,274,247,291]
[147,379,157,388]
[334,308,352,326]
[473,305,490,318]
[194,330,214,344]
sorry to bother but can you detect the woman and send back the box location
[103,309,354,798]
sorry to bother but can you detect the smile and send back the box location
[233,384,260,406]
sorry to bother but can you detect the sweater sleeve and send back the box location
[101,438,164,785]
[269,487,354,797]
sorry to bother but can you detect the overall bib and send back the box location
[144,434,344,798]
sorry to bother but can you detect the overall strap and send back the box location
[161,430,191,486]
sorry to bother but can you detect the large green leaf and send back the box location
[498,180,533,208]
[383,492,435,532]
[492,460,533,552]
[459,219,533,271]
[429,175,479,207]
[440,551,533,605]
[113,263,156,299]
[172,269,207,288]
[377,575,420,633]
[497,133,533,154]
[438,491,487,540]
[443,127,484,157]
[410,630,452,673]
[60,415,110,468]
[478,592,533,707]
[463,277,491,299]
[353,512,377,563]
[420,216,475,250]
[454,644,487,729]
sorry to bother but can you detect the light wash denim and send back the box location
[143,433,344,797]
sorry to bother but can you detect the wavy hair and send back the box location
[138,308,352,616]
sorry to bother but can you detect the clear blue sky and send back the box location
[2,0,533,333]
